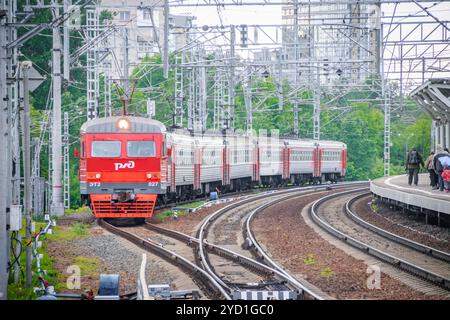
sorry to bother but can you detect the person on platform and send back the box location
[433,145,450,191]
[425,151,437,188]
[405,148,424,186]
[442,165,450,193]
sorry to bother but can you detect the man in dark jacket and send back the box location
[405,148,424,186]
[433,145,450,191]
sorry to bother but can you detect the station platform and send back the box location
[370,174,450,216]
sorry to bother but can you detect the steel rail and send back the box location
[98,219,230,299]
[346,192,450,263]
[310,189,450,290]
[145,222,298,282]
[196,182,369,298]
[244,195,345,300]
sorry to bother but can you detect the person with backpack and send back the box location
[405,148,424,186]
[433,145,450,191]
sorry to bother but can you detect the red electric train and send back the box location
[78,116,347,222]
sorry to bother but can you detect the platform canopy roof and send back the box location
[410,79,450,123]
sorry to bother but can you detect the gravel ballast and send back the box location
[47,224,199,296]
[251,191,447,299]
[352,195,450,253]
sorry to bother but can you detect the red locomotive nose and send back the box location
[79,117,166,220]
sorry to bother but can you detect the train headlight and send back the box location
[117,118,130,130]
[147,172,159,179]
[95,173,101,179]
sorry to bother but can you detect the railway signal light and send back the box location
[240,25,248,48]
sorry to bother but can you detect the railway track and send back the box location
[100,182,366,300]
[98,219,227,299]
[310,188,450,294]
[347,192,450,263]
[196,182,368,300]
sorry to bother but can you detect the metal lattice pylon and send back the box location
[193,45,207,133]
[384,96,391,177]
[313,65,321,141]
[47,112,53,213]
[213,50,229,130]
[63,112,70,209]
[243,68,253,132]
[174,53,184,127]
[86,9,99,120]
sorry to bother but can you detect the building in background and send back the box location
[280,1,380,86]
[97,0,164,82]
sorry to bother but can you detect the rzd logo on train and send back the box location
[114,161,135,171]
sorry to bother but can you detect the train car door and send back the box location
[252,143,260,182]
[282,143,290,180]
[222,143,230,186]
[341,149,347,177]
[313,145,322,178]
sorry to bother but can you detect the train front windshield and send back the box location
[91,141,121,157]
[127,141,156,157]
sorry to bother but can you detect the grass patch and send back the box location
[72,222,89,236]
[154,210,175,222]
[303,254,316,265]
[320,267,335,278]
[73,256,100,276]
[154,201,207,222]
[47,223,90,241]
[177,201,206,209]
[64,206,91,214]
[370,199,379,213]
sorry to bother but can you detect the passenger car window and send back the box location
[91,141,121,157]
[127,141,156,157]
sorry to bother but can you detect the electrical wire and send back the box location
[7,231,24,278]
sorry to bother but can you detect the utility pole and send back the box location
[228,25,236,130]
[163,0,169,79]
[63,0,71,81]
[313,62,321,141]
[380,18,390,177]
[122,27,129,114]
[21,61,33,287]
[123,27,129,97]
[0,3,9,300]
[244,68,253,132]
[104,74,112,117]
[293,0,299,137]
[187,31,194,131]
[51,2,64,216]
